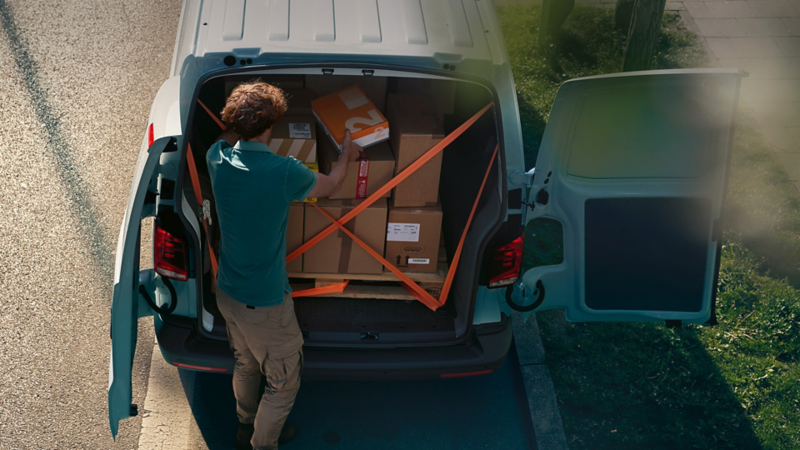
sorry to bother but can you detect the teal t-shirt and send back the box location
[206,139,317,307]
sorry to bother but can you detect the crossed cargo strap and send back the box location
[188,99,496,311]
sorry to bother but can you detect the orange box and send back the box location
[311,84,390,151]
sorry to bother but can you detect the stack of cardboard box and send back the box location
[282,80,450,275]
[276,86,319,273]
[381,93,445,273]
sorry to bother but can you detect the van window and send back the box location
[566,87,723,179]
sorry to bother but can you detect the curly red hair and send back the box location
[221,82,287,140]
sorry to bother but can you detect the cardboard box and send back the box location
[306,75,387,111]
[303,199,388,274]
[286,203,304,273]
[385,94,445,207]
[319,137,395,200]
[384,205,443,273]
[268,115,317,164]
[396,78,456,115]
[283,88,316,116]
[312,84,390,151]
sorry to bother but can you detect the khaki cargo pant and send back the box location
[217,289,304,450]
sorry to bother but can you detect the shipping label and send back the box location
[289,123,312,139]
[408,258,430,265]
[386,223,420,242]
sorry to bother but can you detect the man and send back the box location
[206,81,363,450]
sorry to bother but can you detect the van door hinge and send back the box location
[509,168,536,188]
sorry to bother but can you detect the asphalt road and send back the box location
[167,342,536,449]
[0,0,180,448]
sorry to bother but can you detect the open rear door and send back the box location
[108,136,173,438]
[512,69,742,324]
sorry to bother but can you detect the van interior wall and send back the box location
[439,82,501,336]
[187,73,501,341]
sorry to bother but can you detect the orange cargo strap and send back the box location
[286,102,494,263]
[313,143,497,310]
[193,99,495,304]
[291,280,350,298]
[185,143,219,278]
[308,203,442,310]
[197,99,226,131]
[293,103,495,310]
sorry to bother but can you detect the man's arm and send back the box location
[308,130,364,198]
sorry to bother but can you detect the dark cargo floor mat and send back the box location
[294,297,456,334]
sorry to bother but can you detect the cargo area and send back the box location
[183,70,503,345]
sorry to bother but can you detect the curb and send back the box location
[512,312,569,450]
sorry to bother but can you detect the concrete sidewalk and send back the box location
[675,0,800,188]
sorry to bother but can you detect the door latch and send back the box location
[506,280,545,312]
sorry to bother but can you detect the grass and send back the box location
[502,6,707,167]
[497,4,800,449]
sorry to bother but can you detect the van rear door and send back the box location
[108,136,174,438]
[511,69,742,324]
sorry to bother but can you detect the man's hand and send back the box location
[307,131,366,199]
[340,130,364,163]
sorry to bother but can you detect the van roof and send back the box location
[174,0,502,76]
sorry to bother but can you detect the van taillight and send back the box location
[147,123,154,148]
[154,221,188,281]
[488,235,524,288]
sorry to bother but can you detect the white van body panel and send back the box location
[147,76,183,141]
[172,0,505,75]
[169,0,525,182]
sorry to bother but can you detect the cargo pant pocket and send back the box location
[280,295,293,327]
[235,304,279,325]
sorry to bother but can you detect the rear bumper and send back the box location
[154,314,513,380]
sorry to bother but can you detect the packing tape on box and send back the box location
[356,157,369,199]
[303,163,319,203]
[269,138,317,164]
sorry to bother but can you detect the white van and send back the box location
[108,0,743,437]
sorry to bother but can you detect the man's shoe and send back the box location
[234,422,254,450]
[278,422,298,446]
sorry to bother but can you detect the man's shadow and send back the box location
[178,343,537,449]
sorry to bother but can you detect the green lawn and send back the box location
[497,5,800,449]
